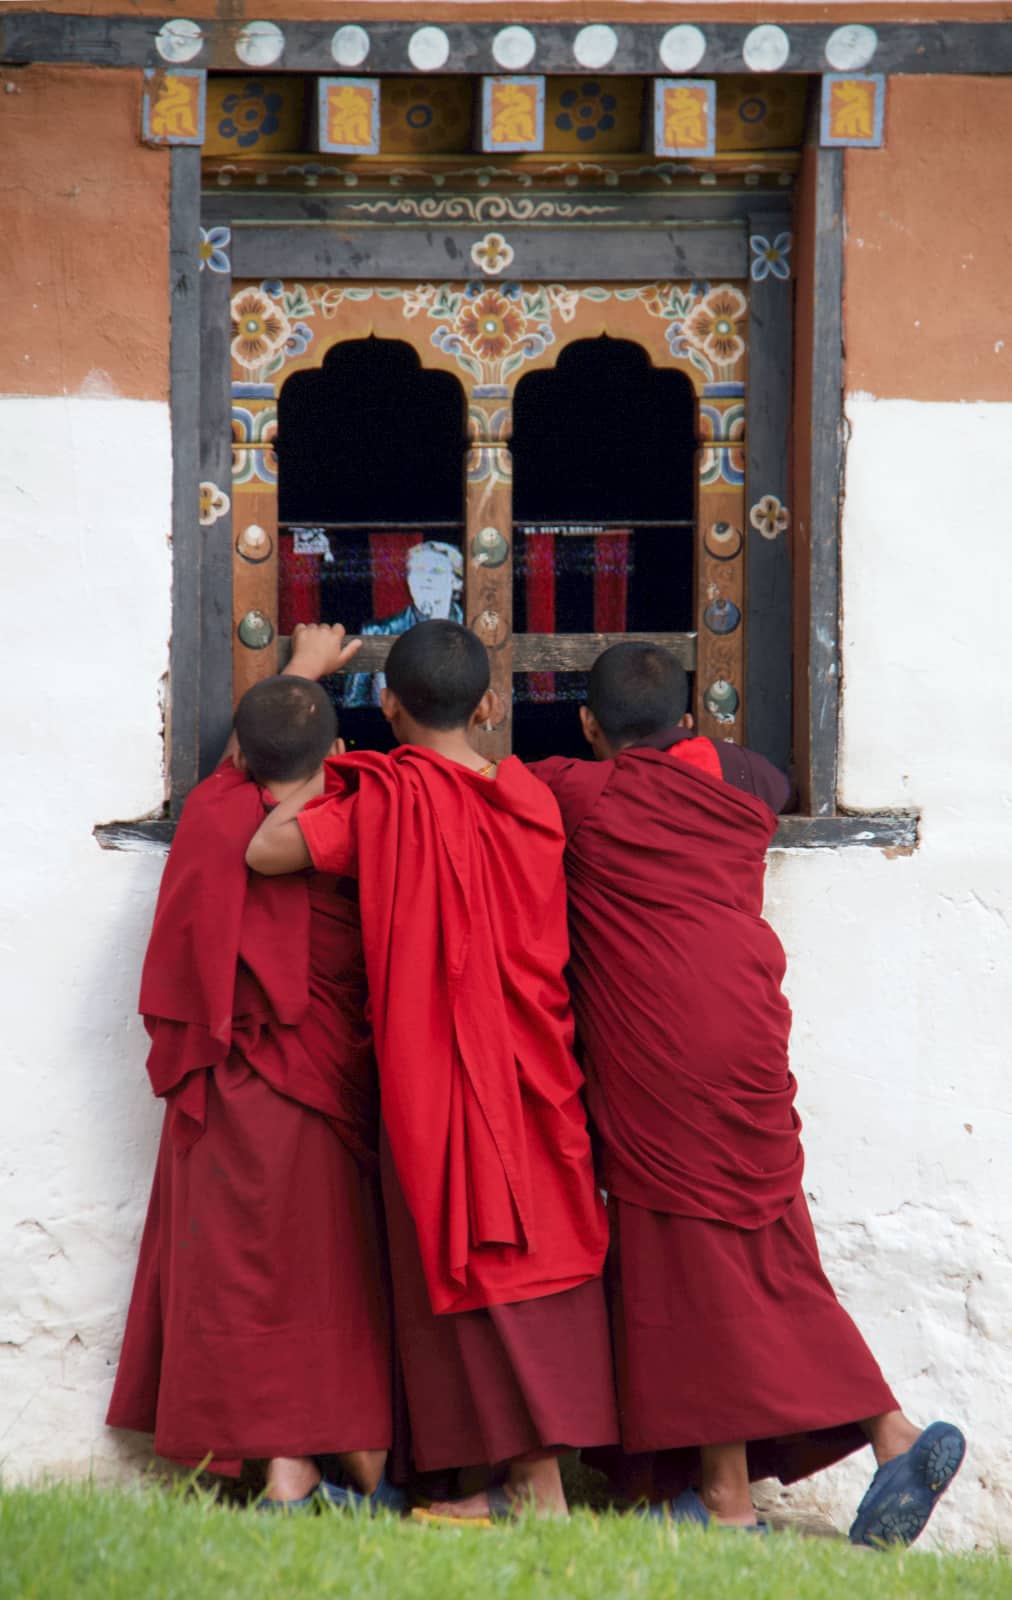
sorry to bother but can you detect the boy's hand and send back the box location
[285,622,362,683]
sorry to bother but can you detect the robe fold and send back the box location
[107,762,391,1468]
[299,747,609,1317]
[298,747,617,1467]
[532,740,897,1488]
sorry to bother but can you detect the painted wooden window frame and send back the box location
[99,143,916,851]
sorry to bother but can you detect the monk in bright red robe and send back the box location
[107,668,400,1511]
[531,642,964,1546]
[247,620,618,1520]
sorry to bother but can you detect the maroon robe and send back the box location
[106,763,392,1471]
[298,748,618,1468]
[532,739,896,1496]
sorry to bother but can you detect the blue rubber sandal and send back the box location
[849,1421,966,1548]
[317,1472,408,1515]
[646,1488,769,1532]
[255,1488,319,1514]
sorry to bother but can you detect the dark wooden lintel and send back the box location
[204,190,790,229]
[276,631,697,674]
[231,223,746,281]
[4,17,1012,75]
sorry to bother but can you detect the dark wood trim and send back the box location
[202,191,792,230]
[167,145,202,820]
[807,147,844,818]
[198,262,234,779]
[94,808,919,854]
[230,223,746,282]
[745,210,793,775]
[4,17,1012,75]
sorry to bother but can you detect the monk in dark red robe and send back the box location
[531,642,964,1546]
[107,667,399,1511]
[247,620,618,1520]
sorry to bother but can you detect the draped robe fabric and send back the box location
[532,740,896,1489]
[298,747,609,1317]
[106,763,391,1469]
[298,747,618,1468]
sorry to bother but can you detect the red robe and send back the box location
[299,747,618,1469]
[532,742,896,1491]
[299,747,609,1316]
[106,763,391,1469]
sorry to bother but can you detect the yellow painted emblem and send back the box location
[491,82,537,145]
[828,78,876,141]
[662,86,711,150]
[150,75,200,140]
[327,84,376,148]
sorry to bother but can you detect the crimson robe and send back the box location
[532,739,896,1491]
[106,763,391,1470]
[298,747,609,1316]
[298,747,618,1468]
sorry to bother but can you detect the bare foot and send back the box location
[862,1411,923,1468]
[264,1456,320,1503]
[336,1449,387,1497]
[424,1489,501,1521]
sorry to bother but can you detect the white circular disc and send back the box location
[658,24,706,73]
[574,24,617,70]
[235,20,285,67]
[492,25,536,70]
[156,19,203,63]
[408,25,451,71]
[825,24,877,71]
[331,24,370,68]
[743,24,790,72]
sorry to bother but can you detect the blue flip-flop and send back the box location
[255,1487,319,1514]
[317,1472,408,1515]
[849,1421,966,1548]
[646,1488,769,1532]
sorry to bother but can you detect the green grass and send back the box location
[1,1483,1009,1600]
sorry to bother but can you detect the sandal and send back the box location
[645,1488,770,1532]
[849,1421,965,1548]
[411,1483,515,1528]
[317,1472,408,1516]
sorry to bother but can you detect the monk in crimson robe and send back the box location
[107,667,402,1512]
[531,642,965,1546]
[246,620,618,1521]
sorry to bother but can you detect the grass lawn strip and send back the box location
[0,1484,1009,1600]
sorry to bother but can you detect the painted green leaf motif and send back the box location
[580,286,610,301]
[282,286,312,318]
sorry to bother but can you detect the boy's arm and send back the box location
[245,773,322,875]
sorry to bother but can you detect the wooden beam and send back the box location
[807,147,844,818]
[167,145,202,820]
[4,17,1012,76]
[231,223,747,283]
[279,631,696,673]
[197,255,234,779]
[745,210,793,774]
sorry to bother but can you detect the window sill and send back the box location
[94,812,919,854]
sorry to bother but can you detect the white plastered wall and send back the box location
[761,396,1012,1547]
[0,391,1009,1549]
[0,394,170,1480]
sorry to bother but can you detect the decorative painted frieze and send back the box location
[316,76,381,155]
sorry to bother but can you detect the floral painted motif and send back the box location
[458,289,526,360]
[218,81,282,150]
[750,232,792,283]
[227,279,746,392]
[470,232,515,276]
[199,481,230,526]
[199,226,231,274]
[749,494,790,540]
[231,288,291,371]
[555,81,617,143]
[685,287,748,369]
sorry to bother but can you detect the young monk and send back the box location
[531,641,965,1546]
[246,619,618,1521]
[107,659,402,1512]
